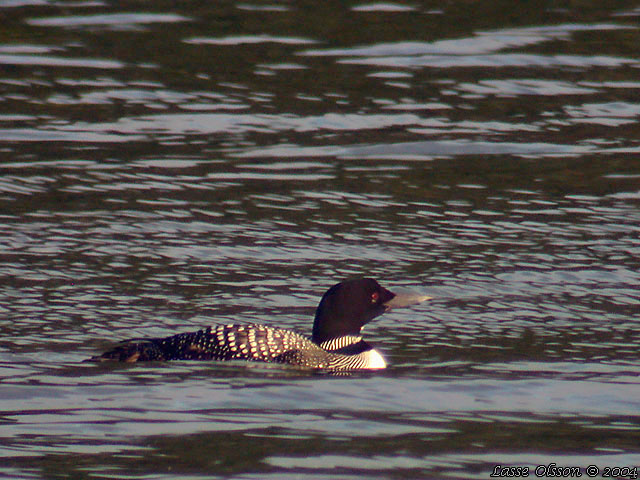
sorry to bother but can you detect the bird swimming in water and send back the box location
[89,278,429,371]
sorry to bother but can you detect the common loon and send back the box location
[90,278,429,371]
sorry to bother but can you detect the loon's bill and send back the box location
[385,290,432,309]
[89,278,429,371]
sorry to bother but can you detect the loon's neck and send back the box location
[319,336,387,369]
[318,335,363,351]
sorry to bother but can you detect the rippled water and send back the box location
[1,1,640,478]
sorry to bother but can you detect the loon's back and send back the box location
[90,278,428,371]
[92,323,383,370]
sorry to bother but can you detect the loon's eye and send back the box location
[371,292,379,303]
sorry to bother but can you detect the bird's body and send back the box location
[90,278,428,371]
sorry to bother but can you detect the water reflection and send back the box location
[0,54,124,69]
[302,23,638,69]
[185,35,317,46]
[26,13,190,28]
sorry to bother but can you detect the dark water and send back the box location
[1,0,640,478]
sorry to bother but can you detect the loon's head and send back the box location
[311,278,428,345]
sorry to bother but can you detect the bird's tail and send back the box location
[86,340,165,363]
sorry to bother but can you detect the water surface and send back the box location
[1,1,640,478]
